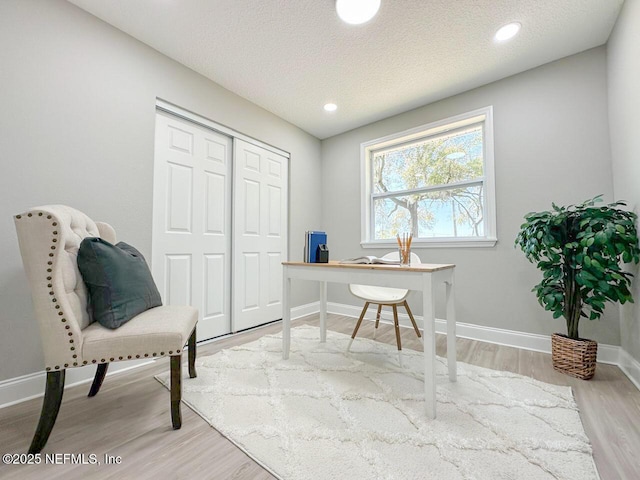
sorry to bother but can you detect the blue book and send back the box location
[306,231,327,263]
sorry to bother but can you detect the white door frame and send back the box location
[156,99,290,159]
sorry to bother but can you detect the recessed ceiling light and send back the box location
[324,103,338,112]
[336,0,381,25]
[494,22,521,42]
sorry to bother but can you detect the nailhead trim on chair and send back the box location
[16,212,76,373]
[80,348,185,365]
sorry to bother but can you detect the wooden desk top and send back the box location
[282,260,455,273]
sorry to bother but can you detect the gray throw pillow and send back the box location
[77,238,162,329]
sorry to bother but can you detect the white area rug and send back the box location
[156,326,598,480]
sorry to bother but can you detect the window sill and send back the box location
[360,238,498,249]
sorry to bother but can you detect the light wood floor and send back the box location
[1,314,639,480]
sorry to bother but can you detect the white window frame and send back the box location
[360,106,497,248]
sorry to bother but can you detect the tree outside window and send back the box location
[372,125,485,240]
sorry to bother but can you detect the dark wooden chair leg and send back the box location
[88,362,109,397]
[170,355,182,430]
[29,370,65,454]
[351,302,370,339]
[404,301,422,338]
[188,328,197,379]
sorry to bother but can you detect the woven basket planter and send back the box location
[551,333,598,380]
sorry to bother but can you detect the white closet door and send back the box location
[233,139,288,331]
[152,111,232,341]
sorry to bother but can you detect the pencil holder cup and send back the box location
[399,246,411,266]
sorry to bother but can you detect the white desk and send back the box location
[281,260,456,419]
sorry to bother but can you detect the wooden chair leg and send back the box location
[372,304,383,339]
[404,301,422,338]
[29,370,65,454]
[392,304,402,351]
[88,362,109,397]
[188,327,197,379]
[351,302,370,339]
[170,355,182,430]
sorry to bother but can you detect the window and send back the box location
[361,107,496,248]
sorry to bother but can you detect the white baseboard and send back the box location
[619,349,640,391]
[291,301,321,320]
[0,302,321,410]
[327,302,621,366]
[0,359,153,410]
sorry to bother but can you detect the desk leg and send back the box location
[445,272,457,382]
[423,274,436,419]
[319,281,327,343]
[282,269,291,360]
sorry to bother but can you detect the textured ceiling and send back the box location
[67,0,623,139]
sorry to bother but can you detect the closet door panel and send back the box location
[153,111,232,340]
[233,139,288,331]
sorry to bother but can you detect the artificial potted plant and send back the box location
[515,196,640,379]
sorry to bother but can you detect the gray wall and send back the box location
[608,0,640,363]
[321,47,618,344]
[0,0,322,381]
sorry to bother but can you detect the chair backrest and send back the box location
[348,251,422,299]
[14,205,116,371]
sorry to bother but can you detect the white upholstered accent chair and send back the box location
[14,205,198,453]
[347,251,423,354]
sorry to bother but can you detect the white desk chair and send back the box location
[347,251,423,362]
